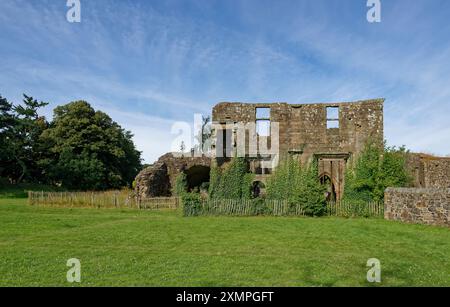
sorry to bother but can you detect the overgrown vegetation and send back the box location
[266,157,326,216]
[344,141,412,202]
[173,172,188,196]
[181,192,203,216]
[208,158,254,200]
[182,198,384,217]
[0,94,142,190]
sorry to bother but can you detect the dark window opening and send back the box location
[216,123,232,158]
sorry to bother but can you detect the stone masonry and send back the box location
[211,98,384,200]
[135,153,211,199]
[385,188,450,226]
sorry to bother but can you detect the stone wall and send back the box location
[212,98,384,199]
[422,158,450,188]
[212,99,384,163]
[406,154,450,188]
[134,153,211,198]
[385,187,450,226]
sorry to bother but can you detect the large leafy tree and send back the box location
[0,95,15,178]
[0,94,48,183]
[40,101,142,190]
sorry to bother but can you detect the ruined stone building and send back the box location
[136,98,384,200]
[210,98,384,200]
[133,97,450,226]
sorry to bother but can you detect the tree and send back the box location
[344,141,412,202]
[194,115,211,154]
[39,101,142,190]
[0,95,15,179]
[0,94,48,183]
[179,141,186,154]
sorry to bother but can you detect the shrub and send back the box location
[344,141,412,202]
[251,198,272,215]
[181,193,203,216]
[209,158,253,200]
[266,157,326,216]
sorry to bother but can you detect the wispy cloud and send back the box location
[1,0,449,161]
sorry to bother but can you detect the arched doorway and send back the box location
[185,165,210,192]
[320,174,336,202]
[252,181,266,198]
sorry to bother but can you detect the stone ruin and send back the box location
[385,155,450,226]
[135,97,450,220]
[135,98,385,200]
[135,153,211,199]
[210,98,384,200]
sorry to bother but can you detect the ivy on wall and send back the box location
[344,141,412,202]
[208,157,253,200]
[266,157,326,216]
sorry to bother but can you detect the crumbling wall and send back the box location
[385,188,450,226]
[212,99,384,163]
[406,154,450,188]
[134,153,211,198]
[422,158,450,188]
[134,162,171,198]
[212,99,384,199]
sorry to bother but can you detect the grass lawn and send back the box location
[0,197,449,287]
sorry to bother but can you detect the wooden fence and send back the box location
[327,200,384,217]
[185,198,383,218]
[194,199,305,216]
[28,191,179,210]
[28,191,383,217]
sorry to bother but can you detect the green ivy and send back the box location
[173,172,188,196]
[344,141,412,202]
[181,193,202,216]
[266,157,326,216]
[209,158,254,200]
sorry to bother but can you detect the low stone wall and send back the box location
[384,188,450,226]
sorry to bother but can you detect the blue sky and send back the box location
[1,0,450,162]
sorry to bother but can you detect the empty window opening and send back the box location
[256,120,270,136]
[256,107,271,136]
[326,106,339,129]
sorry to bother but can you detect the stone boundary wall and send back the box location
[385,188,450,226]
[422,158,450,188]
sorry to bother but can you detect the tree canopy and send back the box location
[0,95,142,190]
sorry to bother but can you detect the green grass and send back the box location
[0,182,64,199]
[0,197,449,287]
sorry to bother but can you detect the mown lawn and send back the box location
[0,197,449,287]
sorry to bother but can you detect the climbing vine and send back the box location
[266,157,326,216]
[208,157,253,200]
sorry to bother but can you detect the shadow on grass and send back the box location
[0,181,64,199]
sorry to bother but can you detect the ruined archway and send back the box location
[252,181,266,198]
[320,174,336,202]
[185,165,210,192]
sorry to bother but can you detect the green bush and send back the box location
[344,141,412,202]
[209,158,253,200]
[181,193,203,216]
[251,198,272,215]
[267,157,326,216]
